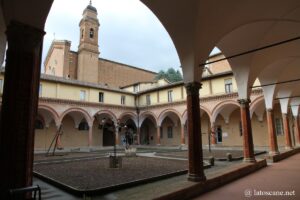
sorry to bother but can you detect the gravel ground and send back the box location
[156,150,249,158]
[34,152,107,162]
[34,156,188,190]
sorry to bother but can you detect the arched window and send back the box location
[78,120,89,131]
[81,29,84,39]
[89,28,94,38]
[35,119,44,130]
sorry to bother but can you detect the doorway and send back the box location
[216,126,222,143]
[103,127,114,146]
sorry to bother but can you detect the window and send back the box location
[39,84,42,97]
[0,79,3,94]
[99,92,104,103]
[146,94,151,105]
[225,78,233,93]
[35,119,44,130]
[275,118,283,135]
[160,127,163,138]
[133,84,139,92]
[81,29,84,39]
[167,126,173,138]
[80,90,86,101]
[89,28,94,38]
[78,120,89,131]
[168,90,173,102]
[121,95,126,105]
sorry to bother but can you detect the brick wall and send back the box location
[98,59,156,87]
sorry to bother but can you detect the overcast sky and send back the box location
[43,0,219,73]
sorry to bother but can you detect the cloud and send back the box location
[42,0,181,73]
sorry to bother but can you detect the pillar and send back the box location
[56,124,63,149]
[0,21,45,198]
[295,116,300,145]
[282,113,293,149]
[157,126,161,145]
[238,99,256,163]
[185,82,206,182]
[210,122,217,145]
[136,127,140,145]
[115,128,119,146]
[266,109,279,155]
[88,124,93,147]
[180,124,185,145]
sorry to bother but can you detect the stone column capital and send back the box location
[238,98,251,107]
[185,82,202,95]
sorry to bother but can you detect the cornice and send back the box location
[138,89,263,110]
[39,98,136,111]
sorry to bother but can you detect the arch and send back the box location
[139,111,158,127]
[211,100,240,124]
[38,105,59,119]
[250,95,266,120]
[35,115,45,130]
[89,28,94,38]
[60,107,93,128]
[38,105,60,127]
[158,109,182,127]
[93,109,118,124]
[182,105,211,125]
[118,111,138,127]
[216,19,300,98]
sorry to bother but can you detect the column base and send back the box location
[285,146,293,150]
[243,157,256,163]
[188,173,206,182]
[268,151,280,156]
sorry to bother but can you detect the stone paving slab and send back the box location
[193,153,300,200]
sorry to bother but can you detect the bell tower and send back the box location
[77,0,100,83]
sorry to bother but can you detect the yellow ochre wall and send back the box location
[39,80,135,106]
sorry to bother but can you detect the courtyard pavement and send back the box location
[193,153,300,200]
[32,148,299,200]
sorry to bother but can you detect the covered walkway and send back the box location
[194,153,300,200]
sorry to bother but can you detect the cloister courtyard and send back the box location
[32,147,269,199]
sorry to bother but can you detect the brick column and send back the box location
[185,82,206,182]
[210,122,217,145]
[0,21,45,198]
[266,109,279,155]
[115,128,120,146]
[88,125,93,147]
[56,124,63,149]
[282,113,293,149]
[136,127,140,145]
[295,116,300,145]
[238,99,256,163]
[156,126,161,145]
[180,124,185,145]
